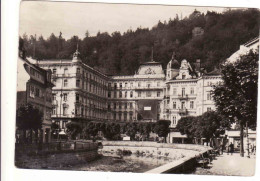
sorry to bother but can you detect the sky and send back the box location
[19,1,231,40]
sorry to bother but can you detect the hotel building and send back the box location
[37,48,222,141]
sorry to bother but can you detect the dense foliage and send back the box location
[66,120,170,141]
[20,9,259,75]
[16,103,43,143]
[176,111,230,142]
[212,50,258,156]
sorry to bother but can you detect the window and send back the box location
[138,82,141,87]
[190,101,194,109]
[147,83,151,88]
[52,94,56,101]
[35,88,40,97]
[130,112,133,120]
[173,88,177,95]
[119,91,122,98]
[157,82,160,87]
[125,91,127,98]
[108,91,111,98]
[130,103,133,109]
[52,107,56,115]
[76,79,80,87]
[114,102,116,109]
[120,83,122,88]
[207,92,211,100]
[30,85,35,98]
[190,87,194,95]
[207,107,212,112]
[64,68,68,75]
[63,93,67,101]
[114,91,117,98]
[124,112,127,121]
[182,88,185,97]
[119,113,122,121]
[76,68,80,74]
[119,103,122,109]
[146,91,151,97]
[108,103,111,110]
[108,83,111,88]
[76,94,79,103]
[125,103,127,109]
[63,105,68,115]
[64,79,68,87]
[173,102,176,109]
[130,91,133,98]
[167,99,170,105]
[114,83,117,89]
[114,113,116,120]
[130,83,133,87]
[157,91,160,97]
[181,102,185,109]
[53,68,56,75]
[138,92,141,97]
[173,116,177,125]
[125,83,128,88]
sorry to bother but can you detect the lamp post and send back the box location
[246,121,250,158]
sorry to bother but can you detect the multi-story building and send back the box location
[17,51,53,143]
[161,56,222,143]
[37,48,221,142]
[37,49,109,130]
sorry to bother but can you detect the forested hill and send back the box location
[19,8,260,75]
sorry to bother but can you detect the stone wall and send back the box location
[15,142,99,169]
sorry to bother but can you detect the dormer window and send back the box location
[182,73,186,79]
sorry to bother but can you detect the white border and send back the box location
[2,1,260,181]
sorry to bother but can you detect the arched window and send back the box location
[130,91,133,98]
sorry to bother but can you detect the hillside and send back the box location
[19,8,260,75]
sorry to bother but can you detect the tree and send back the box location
[65,122,82,140]
[212,50,258,157]
[176,116,197,139]
[153,120,171,143]
[194,111,230,143]
[125,122,138,141]
[16,103,43,143]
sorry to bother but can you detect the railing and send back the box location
[178,108,188,114]
[15,141,98,154]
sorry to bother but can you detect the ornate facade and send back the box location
[37,49,221,135]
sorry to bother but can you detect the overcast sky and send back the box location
[20,1,231,39]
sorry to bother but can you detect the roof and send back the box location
[204,68,221,76]
[140,61,162,65]
[171,59,180,69]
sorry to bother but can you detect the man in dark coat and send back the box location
[229,142,234,155]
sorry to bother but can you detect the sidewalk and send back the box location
[193,153,256,176]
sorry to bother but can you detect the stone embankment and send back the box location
[101,141,211,173]
[15,141,98,169]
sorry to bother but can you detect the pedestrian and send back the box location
[229,142,234,155]
[226,144,230,155]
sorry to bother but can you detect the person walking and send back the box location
[226,143,230,155]
[229,142,234,155]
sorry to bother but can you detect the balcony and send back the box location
[135,86,162,90]
[178,108,188,115]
